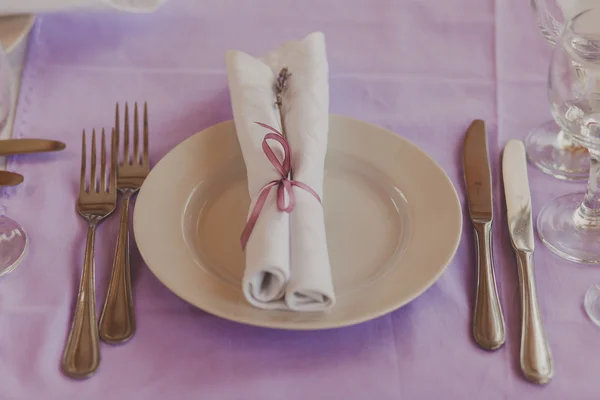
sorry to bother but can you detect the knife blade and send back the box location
[504,140,535,252]
[463,119,506,351]
[503,139,553,385]
[0,170,24,186]
[0,139,66,156]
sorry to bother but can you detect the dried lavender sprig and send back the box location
[274,67,292,178]
[274,68,291,140]
[275,67,291,108]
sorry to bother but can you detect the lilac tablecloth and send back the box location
[1,0,599,398]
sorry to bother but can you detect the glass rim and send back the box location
[566,7,600,38]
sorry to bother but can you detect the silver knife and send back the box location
[463,119,506,351]
[503,139,553,385]
[0,139,66,156]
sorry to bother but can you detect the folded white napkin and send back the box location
[0,0,165,14]
[226,32,335,312]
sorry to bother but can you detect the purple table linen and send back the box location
[1,0,599,398]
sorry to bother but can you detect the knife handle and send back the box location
[472,221,506,350]
[515,250,553,384]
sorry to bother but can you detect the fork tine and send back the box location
[91,129,97,193]
[143,102,149,168]
[115,103,120,156]
[134,102,139,165]
[80,130,87,194]
[100,129,107,193]
[124,103,130,165]
[110,128,117,194]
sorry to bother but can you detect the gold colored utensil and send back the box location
[0,139,65,156]
[0,170,23,186]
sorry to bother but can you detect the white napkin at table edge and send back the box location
[225,32,335,312]
[0,0,166,14]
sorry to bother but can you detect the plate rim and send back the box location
[134,114,463,330]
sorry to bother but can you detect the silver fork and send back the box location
[62,129,117,379]
[99,102,149,344]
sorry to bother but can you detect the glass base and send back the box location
[0,215,28,277]
[537,192,600,264]
[525,120,589,181]
[584,284,600,328]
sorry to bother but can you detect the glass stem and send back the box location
[575,150,600,227]
[555,130,574,148]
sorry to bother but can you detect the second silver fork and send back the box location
[99,102,150,344]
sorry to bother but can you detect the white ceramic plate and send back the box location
[134,115,462,330]
[0,15,35,54]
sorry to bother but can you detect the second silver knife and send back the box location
[503,139,553,385]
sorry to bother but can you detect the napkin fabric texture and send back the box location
[225,32,335,312]
[0,0,166,14]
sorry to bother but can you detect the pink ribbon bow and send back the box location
[240,122,321,249]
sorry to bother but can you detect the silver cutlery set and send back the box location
[55,111,552,381]
[464,120,553,385]
[61,102,149,379]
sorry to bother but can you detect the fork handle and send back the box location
[99,192,135,344]
[62,223,100,379]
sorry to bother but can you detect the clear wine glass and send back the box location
[528,0,593,181]
[0,44,28,277]
[538,6,600,265]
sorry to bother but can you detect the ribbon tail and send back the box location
[292,181,322,204]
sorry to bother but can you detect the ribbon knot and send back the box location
[240,122,321,249]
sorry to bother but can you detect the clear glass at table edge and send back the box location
[529,0,593,181]
[0,43,27,278]
[534,6,600,326]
